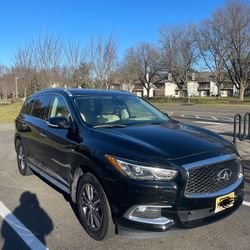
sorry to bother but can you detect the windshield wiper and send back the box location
[93,124,127,128]
[128,121,165,127]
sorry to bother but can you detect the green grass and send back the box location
[0,103,23,123]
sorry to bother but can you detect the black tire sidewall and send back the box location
[16,140,29,175]
[77,173,112,241]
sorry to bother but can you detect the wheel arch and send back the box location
[71,165,108,204]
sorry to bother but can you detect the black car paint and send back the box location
[15,88,244,234]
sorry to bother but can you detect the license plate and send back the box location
[215,192,235,213]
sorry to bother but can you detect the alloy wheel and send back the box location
[80,184,103,231]
[18,145,26,170]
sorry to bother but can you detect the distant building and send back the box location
[108,71,249,98]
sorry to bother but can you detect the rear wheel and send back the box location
[16,140,32,176]
[77,173,115,240]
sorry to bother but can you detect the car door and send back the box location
[23,94,52,167]
[16,97,36,163]
[39,94,77,185]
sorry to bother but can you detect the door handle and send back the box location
[40,132,47,138]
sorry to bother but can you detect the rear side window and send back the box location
[21,98,34,115]
[31,95,52,120]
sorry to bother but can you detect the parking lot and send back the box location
[0,118,250,250]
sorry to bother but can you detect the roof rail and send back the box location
[64,88,72,97]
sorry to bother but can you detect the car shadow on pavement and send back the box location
[1,191,53,250]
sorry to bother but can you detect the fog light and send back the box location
[124,205,173,225]
[132,206,162,219]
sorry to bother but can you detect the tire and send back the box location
[16,140,33,176]
[77,173,115,240]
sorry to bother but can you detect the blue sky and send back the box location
[0,0,225,66]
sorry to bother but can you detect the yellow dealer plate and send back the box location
[215,192,235,213]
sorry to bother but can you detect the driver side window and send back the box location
[49,96,70,121]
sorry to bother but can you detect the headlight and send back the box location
[106,155,178,181]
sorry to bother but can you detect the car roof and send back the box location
[30,88,134,98]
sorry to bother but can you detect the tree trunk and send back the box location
[239,83,245,101]
[147,87,150,98]
[186,84,190,103]
[216,84,221,99]
[24,87,27,99]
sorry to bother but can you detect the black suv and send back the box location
[15,88,244,240]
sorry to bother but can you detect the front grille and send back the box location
[185,158,241,195]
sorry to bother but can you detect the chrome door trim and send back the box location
[28,163,70,194]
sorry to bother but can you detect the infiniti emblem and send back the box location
[217,168,232,181]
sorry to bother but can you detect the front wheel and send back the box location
[77,173,115,240]
[16,140,32,176]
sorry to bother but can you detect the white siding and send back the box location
[143,86,154,97]
[164,82,179,97]
[187,81,199,96]
[210,82,218,96]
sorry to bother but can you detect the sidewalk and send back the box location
[235,140,250,160]
[0,122,15,131]
[202,123,250,160]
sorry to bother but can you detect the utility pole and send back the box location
[15,76,18,99]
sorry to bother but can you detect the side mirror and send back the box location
[47,116,69,129]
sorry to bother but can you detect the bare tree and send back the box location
[114,59,138,92]
[159,25,198,102]
[0,67,15,101]
[125,43,162,97]
[12,42,36,98]
[193,21,228,98]
[72,63,92,88]
[209,0,250,101]
[0,64,8,76]
[65,40,91,87]
[33,31,65,88]
[86,34,118,88]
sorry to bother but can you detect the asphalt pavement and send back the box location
[154,103,250,119]
[0,117,250,250]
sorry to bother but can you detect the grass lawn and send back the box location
[0,103,23,123]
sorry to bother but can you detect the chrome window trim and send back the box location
[27,92,74,123]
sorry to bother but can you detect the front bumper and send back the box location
[102,175,244,235]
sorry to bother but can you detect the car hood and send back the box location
[93,121,233,161]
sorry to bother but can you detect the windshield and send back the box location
[74,95,169,127]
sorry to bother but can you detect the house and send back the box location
[163,73,199,97]
[109,71,249,98]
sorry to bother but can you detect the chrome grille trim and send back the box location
[184,176,243,198]
[182,154,243,198]
[182,154,238,170]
